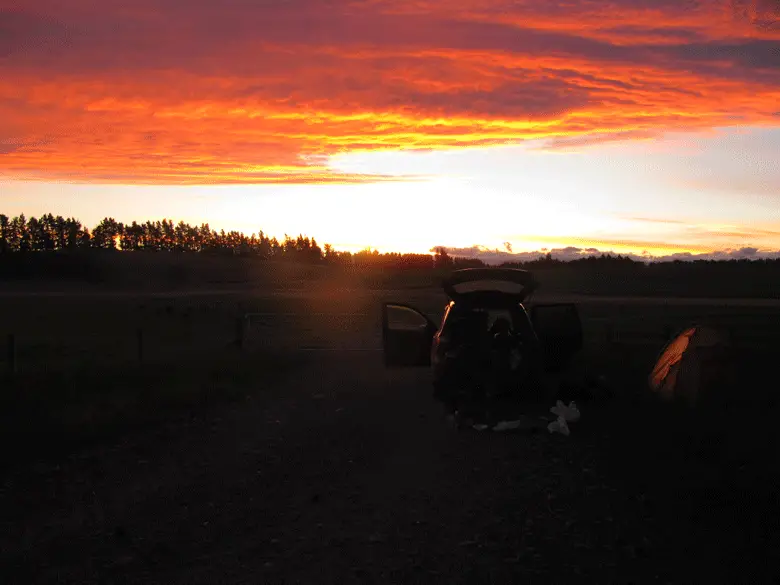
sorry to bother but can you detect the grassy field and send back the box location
[0,291,308,468]
[3,285,780,386]
[4,285,780,376]
[2,285,779,461]
[1,286,779,582]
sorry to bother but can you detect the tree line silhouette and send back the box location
[0,213,480,270]
[2,213,780,297]
[0,213,320,258]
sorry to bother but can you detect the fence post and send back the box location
[235,316,247,350]
[727,326,736,346]
[7,333,16,376]
[604,322,614,347]
[136,328,144,363]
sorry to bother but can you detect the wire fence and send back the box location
[2,309,779,378]
[589,316,780,350]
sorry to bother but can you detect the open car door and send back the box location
[382,303,438,367]
[529,303,583,371]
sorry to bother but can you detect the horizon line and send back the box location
[1,210,778,263]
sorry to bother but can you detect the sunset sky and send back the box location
[1,0,779,260]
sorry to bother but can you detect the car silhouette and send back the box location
[381,268,584,419]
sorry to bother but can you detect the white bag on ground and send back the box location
[550,400,580,422]
[493,416,548,432]
[547,415,571,436]
[492,420,524,432]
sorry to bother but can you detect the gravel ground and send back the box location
[1,353,777,584]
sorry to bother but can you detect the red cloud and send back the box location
[1,0,778,183]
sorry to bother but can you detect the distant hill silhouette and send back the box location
[1,213,779,297]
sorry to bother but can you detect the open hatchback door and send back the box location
[443,268,538,303]
[529,303,584,371]
[382,303,438,367]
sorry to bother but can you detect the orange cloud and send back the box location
[1,0,778,183]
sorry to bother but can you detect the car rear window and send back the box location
[442,307,519,336]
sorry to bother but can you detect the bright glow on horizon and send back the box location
[4,125,780,260]
[9,126,777,259]
[3,1,779,259]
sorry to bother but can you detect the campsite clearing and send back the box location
[0,288,778,583]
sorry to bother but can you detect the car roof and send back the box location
[442,268,537,303]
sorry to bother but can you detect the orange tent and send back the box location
[649,326,732,406]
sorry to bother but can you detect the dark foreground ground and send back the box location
[1,348,779,584]
[1,289,779,583]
